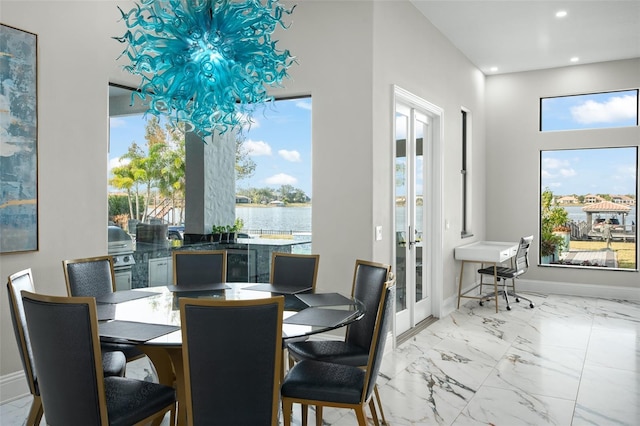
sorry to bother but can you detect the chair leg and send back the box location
[282,399,293,426]
[26,395,43,426]
[354,405,368,426]
[315,406,323,426]
[302,403,309,426]
[374,384,388,425]
[368,399,380,426]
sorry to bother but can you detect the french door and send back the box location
[394,101,433,335]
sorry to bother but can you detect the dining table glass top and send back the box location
[97,284,365,346]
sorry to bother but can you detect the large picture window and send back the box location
[540,147,637,270]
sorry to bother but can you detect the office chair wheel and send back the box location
[529,303,535,308]
[506,305,511,311]
[515,297,520,302]
[479,301,484,306]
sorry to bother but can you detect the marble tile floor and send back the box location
[1,293,638,425]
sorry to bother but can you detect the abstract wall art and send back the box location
[0,24,38,254]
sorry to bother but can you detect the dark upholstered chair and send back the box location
[180,296,284,425]
[477,235,535,310]
[281,281,396,426]
[172,250,227,286]
[21,291,175,426]
[270,252,320,292]
[7,269,127,426]
[62,256,146,362]
[287,259,392,424]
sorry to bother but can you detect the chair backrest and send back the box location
[514,235,534,274]
[173,250,227,285]
[180,296,284,425]
[346,259,392,350]
[62,255,115,297]
[361,279,396,403]
[6,269,38,397]
[21,291,109,425]
[270,252,320,291]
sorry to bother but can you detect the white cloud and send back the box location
[571,95,637,124]
[108,156,130,173]
[296,100,312,111]
[265,173,297,186]
[559,168,576,177]
[278,149,301,162]
[109,117,127,128]
[244,139,272,156]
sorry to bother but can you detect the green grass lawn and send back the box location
[569,240,637,269]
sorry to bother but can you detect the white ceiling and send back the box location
[410,1,640,75]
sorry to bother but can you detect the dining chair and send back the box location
[271,252,320,292]
[180,296,284,425]
[7,269,127,426]
[172,249,227,286]
[281,280,396,426]
[62,255,147,363]
[21,291,176,426]
[286,259,392,424]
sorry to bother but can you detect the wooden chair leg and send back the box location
[374,384,388,425]
[27,396,43,426]
[369,399,380,426]
[302,403,309,426]
[315,405,323,426]
[354,405,368,426]
[282,399,293,426]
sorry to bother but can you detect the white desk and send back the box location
[454,241,518,312]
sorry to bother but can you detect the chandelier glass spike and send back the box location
[116,0,295,137]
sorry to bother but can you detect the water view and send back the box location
[237,206,312,254]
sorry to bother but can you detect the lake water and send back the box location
[236,206,312,253]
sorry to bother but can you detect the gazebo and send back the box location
[582,200,632,230]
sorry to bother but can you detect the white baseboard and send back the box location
[0,370,29,405]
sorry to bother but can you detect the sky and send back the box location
[109,97,312,196]
[541,147,637,196]
[541,89,638,131]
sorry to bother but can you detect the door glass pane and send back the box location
[395,111,408,312]
[414,114,426,302]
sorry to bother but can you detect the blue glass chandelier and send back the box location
[116,0,295,137]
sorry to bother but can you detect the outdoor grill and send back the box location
[108,225,136,290]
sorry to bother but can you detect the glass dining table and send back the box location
[95,283,364,426]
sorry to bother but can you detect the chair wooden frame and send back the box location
[6,269,42,426]
[270,252,320,290]
[62,255,116,297]
[21,291,175,426]
[282,280,395,426]
[180,296,284,426]
[172,249,228,285]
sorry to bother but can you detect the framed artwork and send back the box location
[0,24,38,253]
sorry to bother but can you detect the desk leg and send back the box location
[457,261,465,309]
[141,346,186,426]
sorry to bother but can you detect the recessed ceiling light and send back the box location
[556,10,567,18]
[490,66,498,72]
[570,57,579,63]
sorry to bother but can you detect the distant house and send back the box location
[557,195,579,204]
[584,194,605,204]
[611,194,636,205]
[235,195,251,204]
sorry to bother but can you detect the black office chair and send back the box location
[180,296,284,425]
[287,259,392,425]
[281,281,396,426]
[477,235,535,310]
[7,269,127,426]
[173,249,227,286]
[21,291,175,426]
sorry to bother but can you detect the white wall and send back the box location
[485,59,640,292]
